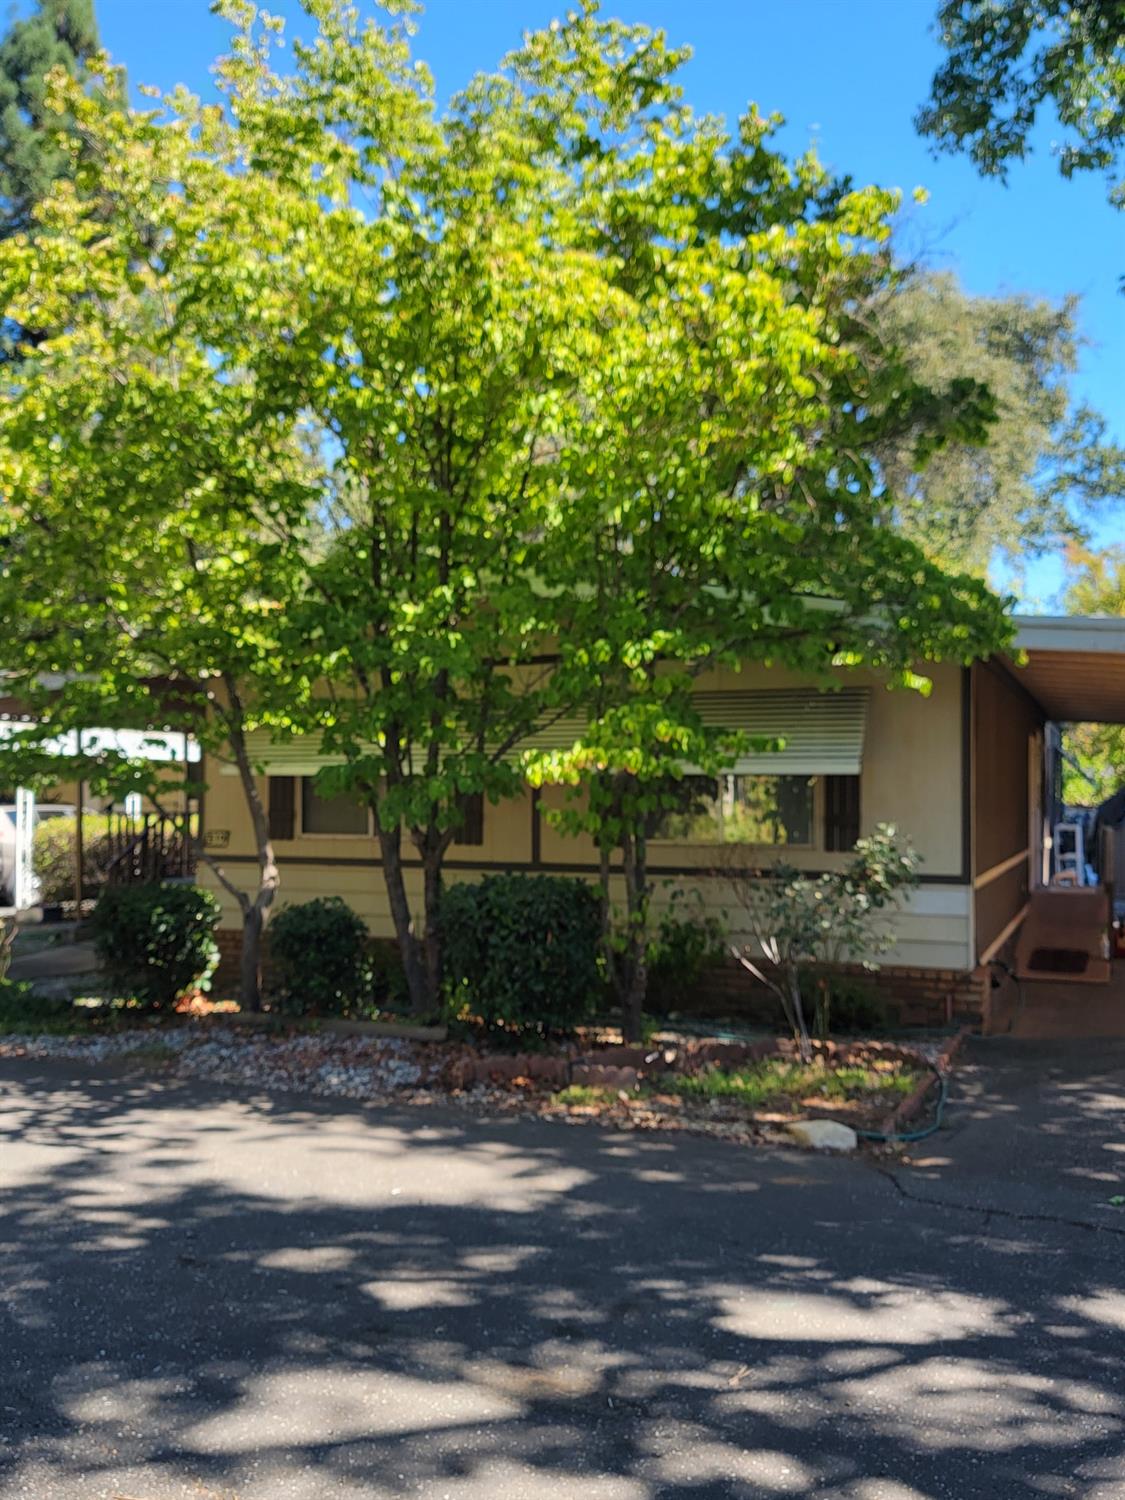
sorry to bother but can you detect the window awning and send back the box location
[693,689,869,775]
[229,689,869,780]
[222,731,349,777]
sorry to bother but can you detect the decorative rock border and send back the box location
[196,1011,448,1044]
[447,1031,964,1127]
[876,1025,968,1138]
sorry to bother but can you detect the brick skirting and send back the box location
[214,926,249,992]
[654,957,991,1031]
[214,928,399,997]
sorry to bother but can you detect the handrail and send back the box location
[973,848,1030,891]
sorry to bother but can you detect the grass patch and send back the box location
[667,1058,917,1109]
[0,984,155,1036]
[552,1084,620,1107]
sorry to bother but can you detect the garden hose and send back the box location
[854,1063,949,1144]
[663,1020,953,1145]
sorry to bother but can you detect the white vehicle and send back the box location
[0,803,75,907]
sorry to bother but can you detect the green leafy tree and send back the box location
[287,6,1009,1025]
[0,0,98,239]
[877,271,1125,573]
[918,1,1125,209]
[1062,544,1125,803]
[516,43,1013,1036]
[0,52,319,1009]
[0,1,1013,1035]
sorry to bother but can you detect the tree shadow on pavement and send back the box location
[1,1058,1125,1499]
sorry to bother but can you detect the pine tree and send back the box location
[0,0,98,241]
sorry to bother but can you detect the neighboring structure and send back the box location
[0,712,200,907]
[198,616,1125,1032]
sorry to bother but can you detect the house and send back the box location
[0,706,201,907]
[198,615,1125,1032]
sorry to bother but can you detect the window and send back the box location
[823,774,861,851]
[300,778,369,836]
[454,791,484,847]
[654,774,815,847]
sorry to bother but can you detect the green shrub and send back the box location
[442,873,602,1036]
[647,904,727,1013]
[369,941,410,1013]
[92,883,220,1007]
[726,825,919,1060]
[806,975,893,1038]
[268,896,372,1016]
[0,977,72,1031]
[33,815,113,905]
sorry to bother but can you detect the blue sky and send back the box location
[91,0,1124,607]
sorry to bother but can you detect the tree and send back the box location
[0,0,100,364]
[0,1,1013,1032]
[290,6,1011,1024]
[0,0,99,240]
[918,1,1125,210]
[514,38,1014,1037]
[0,53,319,1009]
[1061,544,1125,803]
[877,271,1125,574]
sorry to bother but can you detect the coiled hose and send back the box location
[855,1062,949,1144]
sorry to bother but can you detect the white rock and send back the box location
[786,1118,858,1152]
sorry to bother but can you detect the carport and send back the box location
[1011,615,1125,884]
[991,616,1125,1034]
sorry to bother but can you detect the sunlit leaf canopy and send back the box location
[919,0,1125,211]
[0,0,1012,831]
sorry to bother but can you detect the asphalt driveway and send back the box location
[1,1039,1125,1500]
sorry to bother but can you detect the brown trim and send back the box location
[978,901,1029,966]
[197,748,207,861]
[211,850,968,885]
[530,786,542,864]
[961,665,972,884]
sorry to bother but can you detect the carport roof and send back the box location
[1008,615,1125,724]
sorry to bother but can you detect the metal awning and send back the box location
[1010,616,1125,724]
[692,689,869,774]
[231,688,870,779]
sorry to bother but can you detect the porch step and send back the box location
[1015,885,1112,985]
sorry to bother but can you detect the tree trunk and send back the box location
[597,838,616,993]
[240,902,265,1013]
[620,826,650,1044]
[789,968,812,1065]
[421,851,443,1011]
[223,683,280,1013]
[375,817,429,1014]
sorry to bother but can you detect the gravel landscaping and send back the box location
[0,1019,951,1146]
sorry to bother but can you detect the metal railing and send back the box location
[102,812,198,886]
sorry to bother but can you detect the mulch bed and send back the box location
[0,1019,962,1148]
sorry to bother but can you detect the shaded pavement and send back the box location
[1,1041,1124,1499]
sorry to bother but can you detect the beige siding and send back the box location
[201,662,973,972]
[200,859,972,971]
